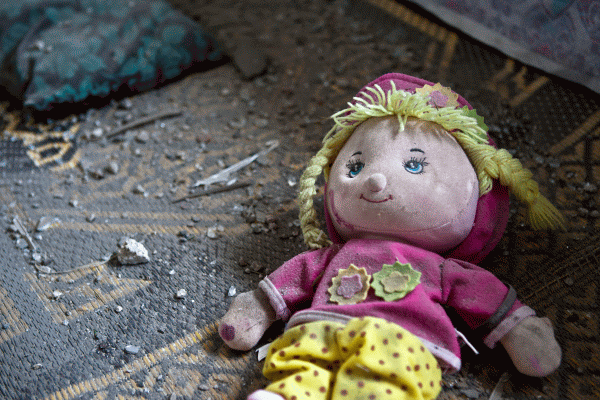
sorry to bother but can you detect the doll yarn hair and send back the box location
[298,77,565,250]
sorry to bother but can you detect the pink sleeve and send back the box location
[441,258,535,348]
[259,246,337,321]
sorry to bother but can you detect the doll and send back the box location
[219,73,564,400]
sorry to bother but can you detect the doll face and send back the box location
[326,116,479,252]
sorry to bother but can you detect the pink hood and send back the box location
[324,73,510,263]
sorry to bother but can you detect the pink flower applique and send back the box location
[328,264,371,305]
[415,83,459,109]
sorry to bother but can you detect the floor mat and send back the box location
[0,0,599,399]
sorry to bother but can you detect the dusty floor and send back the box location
[1,0,599,399]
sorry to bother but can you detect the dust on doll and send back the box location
[219,74,564,400]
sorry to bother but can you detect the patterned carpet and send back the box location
[0,0,599,399]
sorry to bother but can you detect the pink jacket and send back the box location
[259,238,534,372]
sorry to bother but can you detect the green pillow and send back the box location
[0,0,222,111]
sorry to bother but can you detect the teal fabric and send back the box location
[0,0,222,111]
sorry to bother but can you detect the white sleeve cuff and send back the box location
[259,278,291,321]
[484,306,536,348]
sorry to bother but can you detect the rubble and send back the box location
[36,216,61,232]
[190,140,279,188]
[124,345,140,355]
[227,286,236,297]
[231,38,269,79]
[114,238,150,265]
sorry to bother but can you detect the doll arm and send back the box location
[219,288,276,351]
[441,258,530,334]
[219,247,335,350]
[500,316,561,377]
[441,259,561,376]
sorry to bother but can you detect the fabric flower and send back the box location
[328,264,371,305]
[415,83,459,108]
[372,261,421,301]
[461,106,489,139]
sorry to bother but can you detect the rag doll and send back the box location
[219,73,564,400]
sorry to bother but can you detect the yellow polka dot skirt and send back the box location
[263,317,442,400]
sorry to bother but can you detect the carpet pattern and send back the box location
[0,0,599,399]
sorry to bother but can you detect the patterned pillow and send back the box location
[0,0,222,111]
[403,0,600,94]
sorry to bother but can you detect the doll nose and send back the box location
[366,173,387,192]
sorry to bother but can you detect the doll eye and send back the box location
[403,157,429,174]
[346,159,364,178]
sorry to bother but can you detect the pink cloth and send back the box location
[259,238,534,373]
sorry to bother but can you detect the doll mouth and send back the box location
[360,194,393,203]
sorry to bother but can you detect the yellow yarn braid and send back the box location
[298,83,566,249]
[461,143,566,230]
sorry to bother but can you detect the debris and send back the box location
[101,109,183,141]
[489,372,511,400]
[105,161,119,175]
[461,388,480,399]
[253,117,269,128]
[172,181,251,203]
[115,238,150,265]
[134,130,150,143]
[582,182,598,193]
[124,345,140,355]
[564,276,574,286]
[34,261,104,275]
[228,286,237,297]
[36,265,54,274]
[228,116,247,129]
[10,216,37,252]
[119,98,133,109]
[32,363,43,370]
[31,251,45,264]
[175,289,187,299]
[190,140,279,188]
[87,127,104,140]
[89,169,105,180]
[51,290,63,299]
[132,184,146,196]
[115,306,123,313]
[231,39,269,79]
[206,227,219,239]
[206,225,224,239]
[36,216,61,232]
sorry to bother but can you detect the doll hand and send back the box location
[219,289,277,351]
[500,316,561,377]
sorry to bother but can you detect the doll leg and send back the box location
[332,317,442,400]
[260,321,346,400]
[254,318,441,400]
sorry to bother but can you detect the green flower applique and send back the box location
[461,106,489,139]
[372,260,421,301]
[328,264,372,305]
